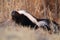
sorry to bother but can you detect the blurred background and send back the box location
[0,0,60,24]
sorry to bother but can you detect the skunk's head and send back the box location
[11,10,26,16]
[11,10,28,20]
[11,11,20,20]
[11,10,25,24]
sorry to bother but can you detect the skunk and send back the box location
[11,10,59,31]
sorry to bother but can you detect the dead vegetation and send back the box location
[0,19,60,40]
[0,0,60,40]
[0,20,60,40]
[0,0,60,23]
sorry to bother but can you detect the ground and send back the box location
[0,20,60,40]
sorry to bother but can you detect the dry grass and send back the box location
[0,0,60,24]
[0,20,60,40]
